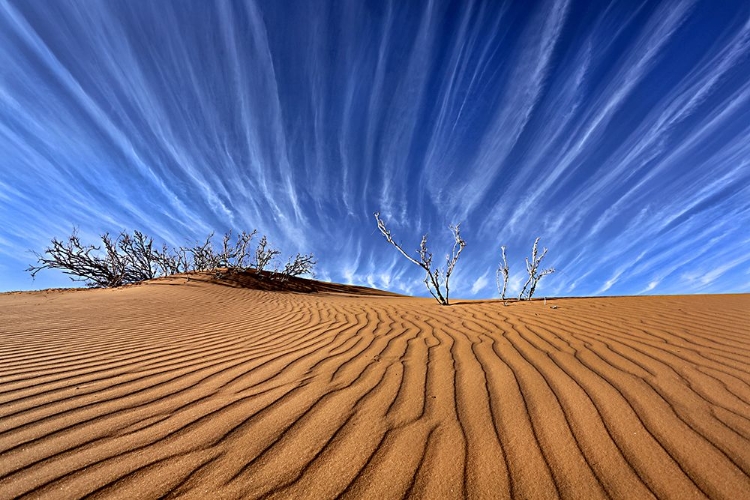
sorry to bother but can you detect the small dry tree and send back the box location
[217,230,257,269]
[496,245,509,302]
[252,236,315,280]
[281,253,316,279]
[254,235,281,272]
[186,230,259,274]
[188,233,219,271]
[28,229,167,287]
[374,212,465,306]
[27,228,313,287]
[118,230,159,282]
[519,237,555,300]
[153,243,189,275]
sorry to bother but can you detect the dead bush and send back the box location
[519,237,555,300]
[374,212,465,305]
[28,228,313,288]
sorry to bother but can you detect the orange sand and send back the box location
[1,273,749,499]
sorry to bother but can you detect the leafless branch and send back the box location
[519,237,555,300]
[497,245,509,301]
[254,235,281,273]
[374,212,465,305]
[27,229,126,288]
[27,228,266,287]
[281,253,316,278]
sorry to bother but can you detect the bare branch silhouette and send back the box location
[254,235,281,273]
[27,228,309,288]
[374,212,465,305]
[497,245,509,302]
[519,237,555,300]
[281,253,317,278]
[28,229,128,288]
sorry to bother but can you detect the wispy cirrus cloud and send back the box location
[0,0,748,295]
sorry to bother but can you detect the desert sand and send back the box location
[0,272,749,499]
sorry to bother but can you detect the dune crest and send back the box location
[1,279,749,499]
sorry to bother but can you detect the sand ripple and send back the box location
[1,278,749,499]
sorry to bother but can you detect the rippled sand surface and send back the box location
[1,274,749,499]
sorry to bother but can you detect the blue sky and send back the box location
[1,0,749,297]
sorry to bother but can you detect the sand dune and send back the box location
[1,273,749,499]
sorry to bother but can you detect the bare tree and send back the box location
[182,230,259,273]
[519,237,555,300]
[232,230,257,269]
[374,212,465,305]
[29,228,316,288]
[254,235,281,272]
[215,229,257,269]
[185,233,218,271]
[101,232,129,284]
[28,229,128,288]
[216,231,234,269]
[496,245,509,302]
[153,243,189,275]
[119,230,158,282]
[280,253,316,279]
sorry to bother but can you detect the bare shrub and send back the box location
[496,245,509,302]
[181,230,259,274]
[119,230,159,282]
[153,244,189,276]
[28,229,134,288]
[27,228,285,288]
[215,230,257,270]
[374,212,465,305]
[252,235,316,281]
[26,229,166,288]
[254,235,281,272]
[281,253,317,278]
[519,237,555,300]
[186,233,219,271]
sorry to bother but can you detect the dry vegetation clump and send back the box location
[29,223,555,302]
[374,212,465,305]
[518,237,555,300]
[497,237,555,301]
[27,228,315,288]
